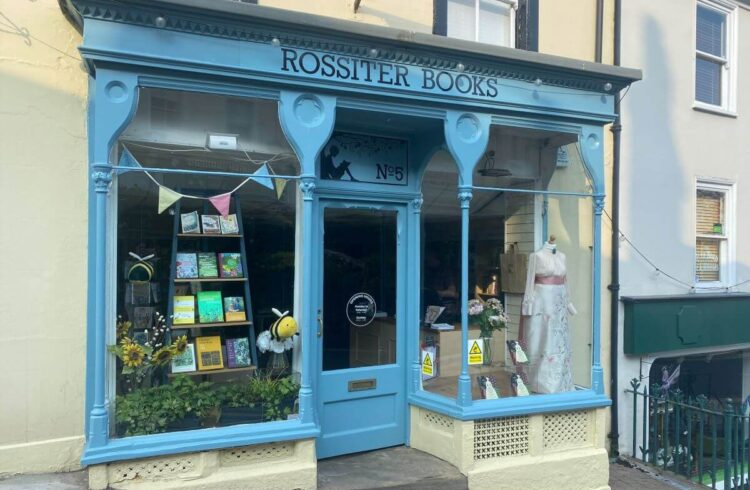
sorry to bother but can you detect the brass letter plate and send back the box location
[348,379,377,392]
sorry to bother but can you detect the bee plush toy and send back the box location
[257,308,298,355]
[269,308,298,340]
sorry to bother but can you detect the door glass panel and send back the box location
[323,207,397,371]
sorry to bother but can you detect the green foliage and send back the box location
[115,373,300,436]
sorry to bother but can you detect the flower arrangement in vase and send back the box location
[468,298,508,365]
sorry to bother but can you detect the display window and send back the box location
[418,124,595,402]
[109,88,302,437]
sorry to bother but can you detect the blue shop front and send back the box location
[64,1,640,488]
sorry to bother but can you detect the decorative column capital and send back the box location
[92,169,113,194]
[300,177,316,201]
[458,189,472,209]
[411,195,424,214]
[593,195,605,215]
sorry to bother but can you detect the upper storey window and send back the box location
[446,0,517,48]
[695,0,737,114]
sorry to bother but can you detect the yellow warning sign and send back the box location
[421,351,434,376]
[468,339,484,365]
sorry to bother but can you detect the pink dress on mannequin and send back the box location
[521,242,577,394]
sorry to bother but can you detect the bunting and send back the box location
[157,186,183,214]
[208,192,232,216]
[118,147,290,214]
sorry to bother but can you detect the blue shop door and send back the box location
[316,202,406,459]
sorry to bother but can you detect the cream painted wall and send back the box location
[258,0,433,33]
[0,0,88,475]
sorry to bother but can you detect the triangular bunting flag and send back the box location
[157,186,182,214]
[118,147,142,173]
[250,163,275,190]
[274,178,288,200]
[209,192,232,216]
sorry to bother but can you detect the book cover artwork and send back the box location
[219,253,243,278]
[196,336,224,370]
[173,295,195,325]
[220,214,240,234]
[202,215,221,234]
[176,252,198,279]
[197,253,219,278]
[197,291,224,323]
[223,296,246,322]
[181,211,200,234]
[171,343,197,373]
[226,337,251,368]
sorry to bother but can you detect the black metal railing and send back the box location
[627,378,750,489]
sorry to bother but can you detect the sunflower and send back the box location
[122,342,145,368]
[172,335,188,354]
[116,320,132,339]
[152,346,174,366]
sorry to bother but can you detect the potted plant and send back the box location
[468,298,508,366]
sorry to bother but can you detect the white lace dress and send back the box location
[521,244,576,394]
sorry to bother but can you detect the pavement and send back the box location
[0,450,706,489]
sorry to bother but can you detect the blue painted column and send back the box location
[443,111,490,406]
[85,71,138,449]
[577,126,606,396]
[457,187,473,405]
[591,195,605,394]
[409,195,424,394]
[88,167,113,447]
[278,91,336,424]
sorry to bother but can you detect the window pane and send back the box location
[323,208,397,370]
[696,189,725,235]
[447,0,477,42]
[696,57,722,106]
[697,5,725,57]
[420,151,461,399]
[478,0,512,47]
[696,237,721,282]
[111,89,301,438]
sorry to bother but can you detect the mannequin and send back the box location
[521,235,576,394]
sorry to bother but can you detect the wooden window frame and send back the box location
[695,179,736,288]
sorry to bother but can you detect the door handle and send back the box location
[317,309,323,338]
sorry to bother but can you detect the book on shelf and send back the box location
[220,214,240,234]
[218,253,243,278]
[196,336,224,371]
[223,296,246,322]
[173,296,196,325]
[226,337,251,368]
[197,252,219,278]
[181,211,200,234]
[202,215,222,235]
[197,291,224,323]
[176,252,198,279]
[171,343,197,373]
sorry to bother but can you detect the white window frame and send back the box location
[447,0,518,48]
[693,0,738,116]
[694,178,736,289]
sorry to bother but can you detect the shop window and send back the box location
[695,181,734,285]
[694,0,737,113]
[420,151,461,399]
[446,0,516,48]
[110,88,301,438]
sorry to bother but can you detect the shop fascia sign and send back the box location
[281,48,500,99]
